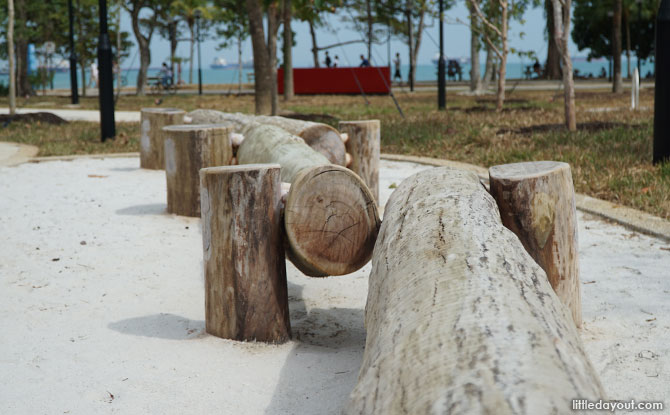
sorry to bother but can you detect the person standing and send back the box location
[325,51,332,68]
[333,55,340,67]
[359,55,370,67]
[393,52,402,82]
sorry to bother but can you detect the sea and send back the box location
[1,59,656,91]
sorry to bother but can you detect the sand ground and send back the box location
[1,158,669,414]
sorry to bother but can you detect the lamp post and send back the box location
[653,0,670,164]
[68,0,78,104]
[98,0,115,141]
[437,0,445,110]
[195,9,203,95]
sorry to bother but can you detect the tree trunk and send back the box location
[338,120,380,203]
[169,21,177,85]
[282,0,294,101]
[8,0,16,114]
[140,108,186,170]
[406,3,415,91]
[200,164,291,343]
[187,109,347,166]
[189,24,195,85]
[366,0,373,61]
[482,45,494,89]
[246,0,273,114]
[163,124,234,217]
[411,8,425,88]
[238,35,243,92]
[489,161,581,327]
[80,63,87,97]
[267,3,280,115]
[496,0,509,112]
[131,6,151,96]
[612,0,623,93]
[236,124,380,277]
[344,167,605,414]
[552,0,577,130]
[625,11,631,79]
[468,0,483,93]
[544,0,562,80]
[309,20,320,68]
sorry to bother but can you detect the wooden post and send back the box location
[140,108,185,170]
[338,120,380,203]
[199,164,290,343]
[344,167,604,414]
[236,124,380,277]
[489,161,582,327]
[163,124,233,217]
[187,109,347,166]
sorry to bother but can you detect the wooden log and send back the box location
[345,167,604,414]
[163,124,233,217]
[489,161,581,328]
[187,109,347,166]
[338,120,380,203]
[237,124,380,277]
[199,164,290,343]
[140,108,185,170]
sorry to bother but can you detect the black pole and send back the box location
[637,0,642,77]
[653,0,670,164]
[197,14,203,95]
[98,0,115,141]
[437,0,445,109]
[68,0,79,104]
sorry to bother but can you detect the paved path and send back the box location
[0,108,140,122]
[0,142,38,167]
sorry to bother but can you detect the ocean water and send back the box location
[1,59,656,91]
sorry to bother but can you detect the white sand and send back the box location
[0,158,669,414]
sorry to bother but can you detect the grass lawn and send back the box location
[1,86,669,219]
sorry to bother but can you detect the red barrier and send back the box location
[277,67,390,95]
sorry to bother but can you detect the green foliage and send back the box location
[572,0,658,60]
[212,0,249,49]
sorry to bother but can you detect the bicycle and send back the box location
[148,77,177,95]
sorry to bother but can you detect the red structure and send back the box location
[277,67,391,95]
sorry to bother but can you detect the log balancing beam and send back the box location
[163,124,233,217]
[489,161,582,327]
[344,167,604,414]
[338,120,381,203]
[236,123,380,277]
[199,164,291,343]
[186,109,347,167]
[139,108,185,170]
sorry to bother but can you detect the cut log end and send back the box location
[284,164,380,277]
[299,125,347,166]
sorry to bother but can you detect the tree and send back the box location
[293,0,341,67]
[468,0,483,92]
[282,0,294,100]
[612,0,623,92]
[552,0,576,130]
[543,0,561,79]
[171,0,214,85]
[212,0,248,92]
[8,0,16,114]
[246,0,281,114]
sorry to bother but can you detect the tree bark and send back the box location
[163,124,234,217]
[612,0,623,93]
[130,4,151,96]
[309,20,320,68]
[8,0,16,114]
[140,108,186,170]
[406,2,414,91]
[544,0,562,80]
[489,161,582,327]
[267,3,280,115]
[200,164,290,343]
[189,24,195,85]
[552,0,577,131]
[282,0,294,101]
[482,45,495,89]
[344,167,605,414]
[496,0,509,112]
[625,10,631,79]
[366,0,373,61]
[15,0,31,98]
[468,0,483,93]
[187,109,347,166]
[338,120,380,203]
[236,124,380,277]
[246,0,273,114]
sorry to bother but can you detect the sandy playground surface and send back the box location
[1,157,669,414]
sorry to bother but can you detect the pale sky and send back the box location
[121,3,584,69]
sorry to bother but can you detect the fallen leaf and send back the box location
[52,258,60,262]
[88,175,108,178]
[583,280,596,284]
[646,317,657,322]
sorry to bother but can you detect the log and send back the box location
[489,161,581,328]
[338,120,380,203]
[345,167,604,414]
[199,164,290,343]
[163,124,233,217]
[140,108,185,170]
[237,124,380,277]
[187,109,347,166]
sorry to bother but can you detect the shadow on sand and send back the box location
[108,313,205,340]
[115,203,167,216]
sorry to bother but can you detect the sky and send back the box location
[119,2,584,70]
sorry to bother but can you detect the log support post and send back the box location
[140,108,186,170]
[163,124,233,217]
[338,120,380,203]
[200,164,290,343]
[489,161,581,327]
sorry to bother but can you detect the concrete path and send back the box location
[0,108,140,123]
